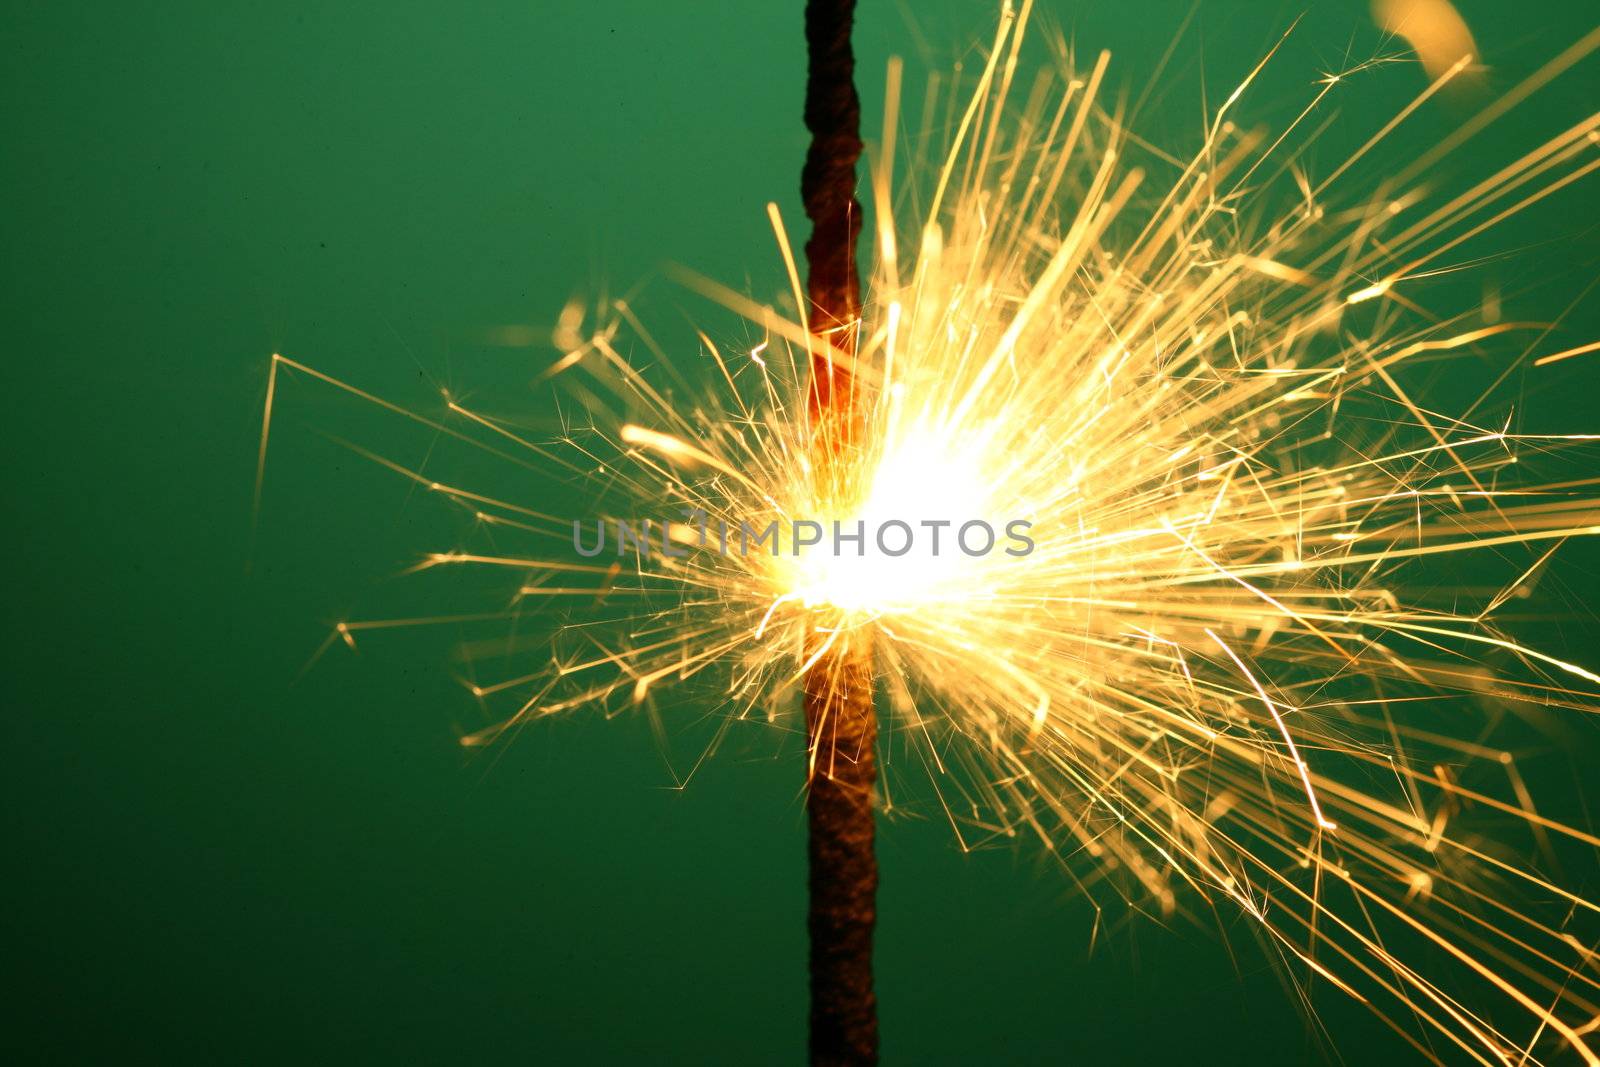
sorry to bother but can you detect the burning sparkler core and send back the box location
[782,438,1025,616]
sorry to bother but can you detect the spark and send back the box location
[262,8,1600,1064]
[1533,338,1600,367]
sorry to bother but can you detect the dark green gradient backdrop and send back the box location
[5,2,1598,1063]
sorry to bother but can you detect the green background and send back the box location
[5,1,1598,1062]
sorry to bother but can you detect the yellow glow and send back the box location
[785,426,999,614]
[1372,0,1480,84]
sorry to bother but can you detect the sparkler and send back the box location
[261,2,1600,1062]
[797,1,878,1063]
